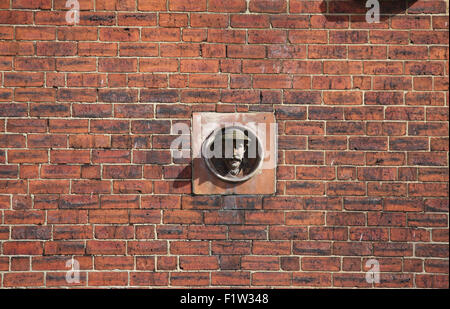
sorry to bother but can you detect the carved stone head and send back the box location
[202,126,263,183]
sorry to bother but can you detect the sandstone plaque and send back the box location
[192,113,277,195]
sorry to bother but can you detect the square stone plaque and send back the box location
[192,112,277,195]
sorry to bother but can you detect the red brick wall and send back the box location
[0,0,448,288]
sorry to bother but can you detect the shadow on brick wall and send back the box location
[319,0,419,22]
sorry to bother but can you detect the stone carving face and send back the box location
[202,126,263,183]
[222,129,248,177]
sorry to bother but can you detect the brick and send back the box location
[78,42,117,56]
[368,182,407,197]
[3,241,43,255]
[211,272,250,286]
[163,210,202,224]
[327,212,365,226]
[15,88,56,102]
[241,256,278,271]
[72,180,111,194]
[302,257,340,271]
[271,15,308,29]
[309,45,347,59]
[186,225,226,240]
[330,30,368,44]
[231,14,269,28]
[133,150,171,164]
[115,104,154,118]
[249,30,287,44]
[252,272,291,286]
[228,226,266,240]
[181,89,220,103]
[170,241,208,255]
[403,259,423,273]
[190,74,227,88]
[293,272,331,287]
[190,13,227,28]
[118,13,156,26]
[8,150,48,163]
[50,150,90,164]
[203,210,243,225]
[4,210,45,224]
[141,89,179,102]
[310,227,348,241]
[142,28,180,41]
[181,59,218,72]
[56,58,97,72]
[127,241,167,255]
[253,241,290,255]
[161,43,200,57]
[100,195,139,210]
[208,29,246,44]
[373,243,413,257]
[99,58,137,73]
[86,240,126,255]
[289,30,327,44]
[15,27,54,42]
[293,241,331,256]
[286,181,325,195]
[418,168,449,182]
[103,165,141,179]
[169,0,206,11]
[182,29,207,42]
[180,256,219,270]
[95,256,134,270]
[308,136,346,150]
[432,229,449,242]
[91,120,129,133]
[209,0,246,12]
[155,256,176,270]
[368,212,406,227]
[416,275,449,289]
[4,273,44,287]
[88,272,128,287]
[68,135,109,149]
[0,26,13,39]
[138,0,166,11]
[350,137,387,151]
[370,30,410,45]
[131,272,168,286]
[54,226,92,240]
[348,46,387,60]
[41,165,80,179]
[408,152,447,166]
[327,182,366,196]
[0,42,34,56]
[10,257,29,271]
[170,272,210,286]
[7,119,47,133]
[159,13,188,27]
[390,228,430,242]
[431,137,449,151]
[313,76,352,90]
[95,226,134,239]
[78,12,117,26]
[47,210,87,224]
[58,27,97,41]
[228,45,266,59]
[15,58,54,71]
[37,42,76,56]
[0,10,33,24]
[249,0,287,13]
